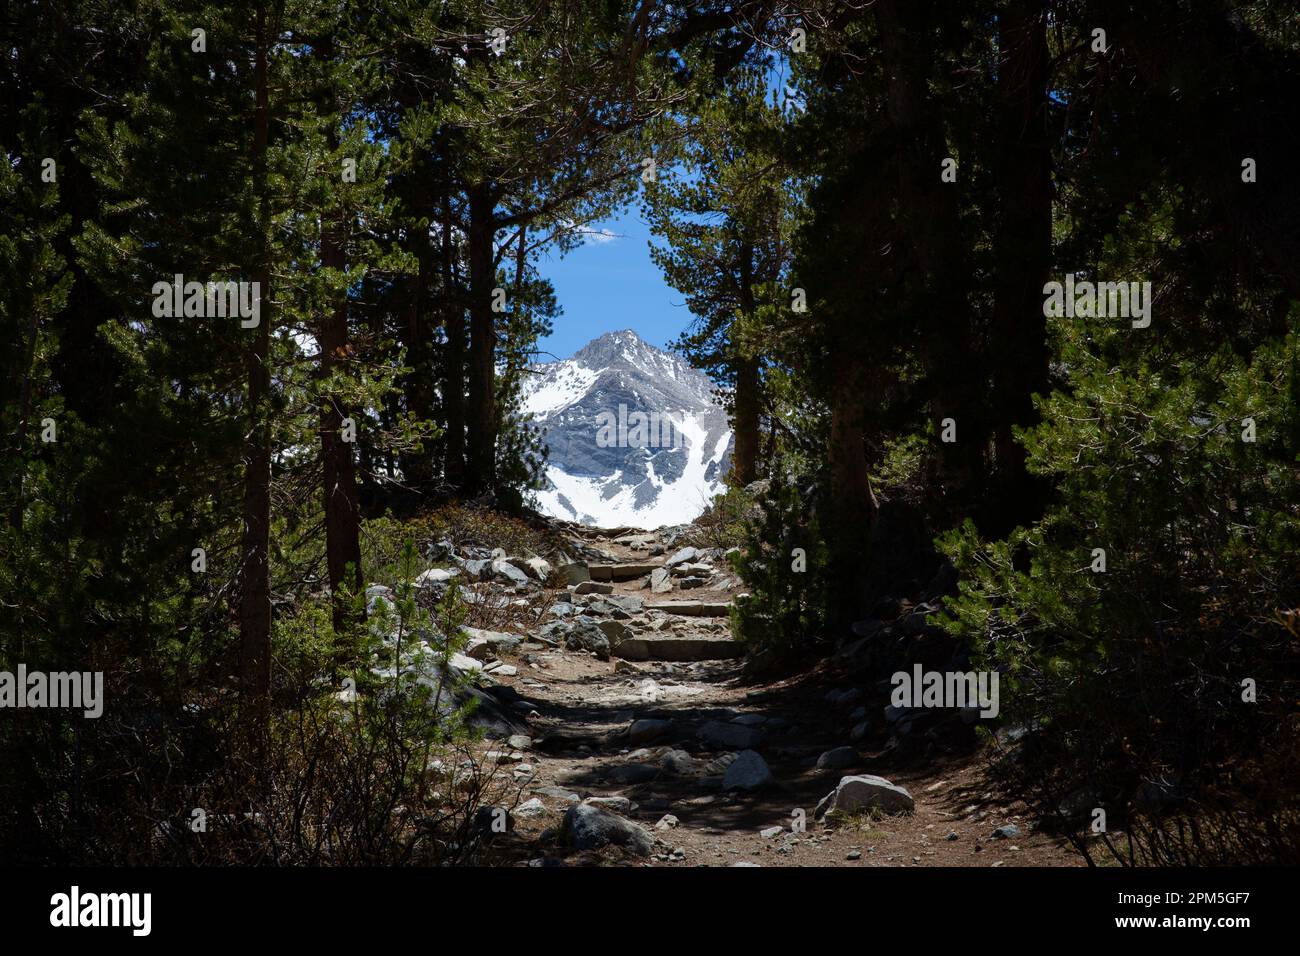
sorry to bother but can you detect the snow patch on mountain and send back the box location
[521,330,732,528]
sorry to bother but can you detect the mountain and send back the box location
[520,330,732,528]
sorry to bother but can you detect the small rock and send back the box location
[760,826,783,839]
[655,814,679,831]
[650,567,673,593]
[627,717,674,745]
[816,746,859,771]
[991,824,1022,840]
[516,797,547,819]
[583,796,632,813]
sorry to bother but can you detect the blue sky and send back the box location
[533,202,691,362]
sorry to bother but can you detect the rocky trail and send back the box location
[380,524,1083,868]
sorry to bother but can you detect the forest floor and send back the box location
[466,531,1084,868]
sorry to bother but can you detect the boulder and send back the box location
[462,627,523,660]
[462,558,492,581]
[561,804,654,856]
[608,763,659,785]
[816,746,859,771]
[698,720,765,750]
[491,559,531,587]
[722,750,773,791]
[563,617,611,661]
[414,567,459,591]
[660,750,705,776]
[664,546,700,568]
[559,562,591,585]
[650,567,673,594]
[597,619,632,646]
[627,717,674,744]
[815,775,914,818]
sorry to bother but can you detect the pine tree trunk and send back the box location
[313,36,365,637]
[989,0,1052,534]
[732,355,760,486]
[826,354,876,629]
[319,227,364,640]
[465,180,496,496]
[401,178,436,493]
[874,0,981,498]
[442,192,467,490]
[732,243,760,486]
[240,10,272,711]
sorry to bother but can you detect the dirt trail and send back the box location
[481,532,1082,867]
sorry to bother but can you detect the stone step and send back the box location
[589,562,660,581]
[613,633,744,662]
[646,600,733,618]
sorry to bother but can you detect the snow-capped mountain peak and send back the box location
[522,330,733,528]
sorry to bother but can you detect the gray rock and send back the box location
[586,597,633,619]
[597,619,633,646]
[414,567,459,591]
[516,797,547,819]
[698,720,765,750]
[462,558,492,581]
[561,804,655,856]
[531,786,580,805]
[664,546,699,568]
[559,562,591,585]
[660,750,705,776]
[582,796,632,812]
[492,559,531,586]
[991,824,1022,840]
[815,775,914,818]
[608,763,659,785]
[825,687,865,709]
[507,734,533,751]
[563,617,611,661]
[722,750,773,791]
[816,746,859,771]
[605,594,645,615]
[650,567,673,593]
[501,555,550,580]
[574,580,613,595]
[462,627,523,660]
[627,718,674,745]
